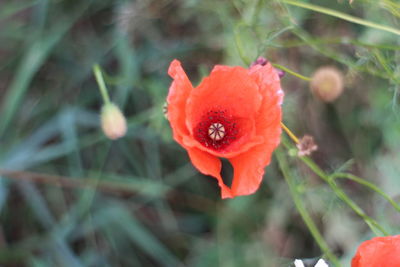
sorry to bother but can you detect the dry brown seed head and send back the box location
[297,135,318,156]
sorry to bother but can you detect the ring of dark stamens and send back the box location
[193,110,238,151]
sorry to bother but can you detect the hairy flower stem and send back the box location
[280,135,389,236]
[298,153,388,236]
[281,0,400,37]
[330,173,400,213]
[93,64,111,104]
[275,148,340,266]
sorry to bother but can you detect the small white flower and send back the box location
[315,259,329,267]
[294,259,305,267]
[293,259,329,267]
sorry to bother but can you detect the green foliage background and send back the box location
[0,0,399,266]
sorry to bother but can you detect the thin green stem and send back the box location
[372,49,400,83]
[299,155,388,236]
[93,64,111,104]
[276,10,396,81]
[276,38,400,51]
[281,137,389,236]
[272,63,311,81]
[290,27,396,81]
[331,172,400,213]
[234,23,252,65]
[281,0,400,36]
[276,148,340,266]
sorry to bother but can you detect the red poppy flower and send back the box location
[166,59,283,198]
[352,235,400,267]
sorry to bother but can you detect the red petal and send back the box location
[186,147,233,198]
[352,235,400,267]
[168,60,284,199]
[249,63,283,105]
[184,66,263,157]
[251,62,283,145]
[186,66,262,134]
[228,142,274,196]
[167,60,193,145]
[225,63,283,197]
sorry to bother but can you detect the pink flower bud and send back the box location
[101,103,127,140]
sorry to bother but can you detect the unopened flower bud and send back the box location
[101,103,127,140]
[310,66,344,102]
[250,56,285,78]
[250,56,269,68]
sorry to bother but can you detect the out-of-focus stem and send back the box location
[299,155,388,236]
[330,172,400,213]
[280,124,390,235]
[280,135,389,236]
[272,63,311,81]
[281,0,400,36]
[93,64,111,104]
[276,148,340,266]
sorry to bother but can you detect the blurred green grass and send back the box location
[0,0,399,266]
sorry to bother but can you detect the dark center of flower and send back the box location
[194,110,238,151]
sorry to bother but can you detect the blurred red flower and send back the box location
[352,235,400,267]
[166,59,283,198]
